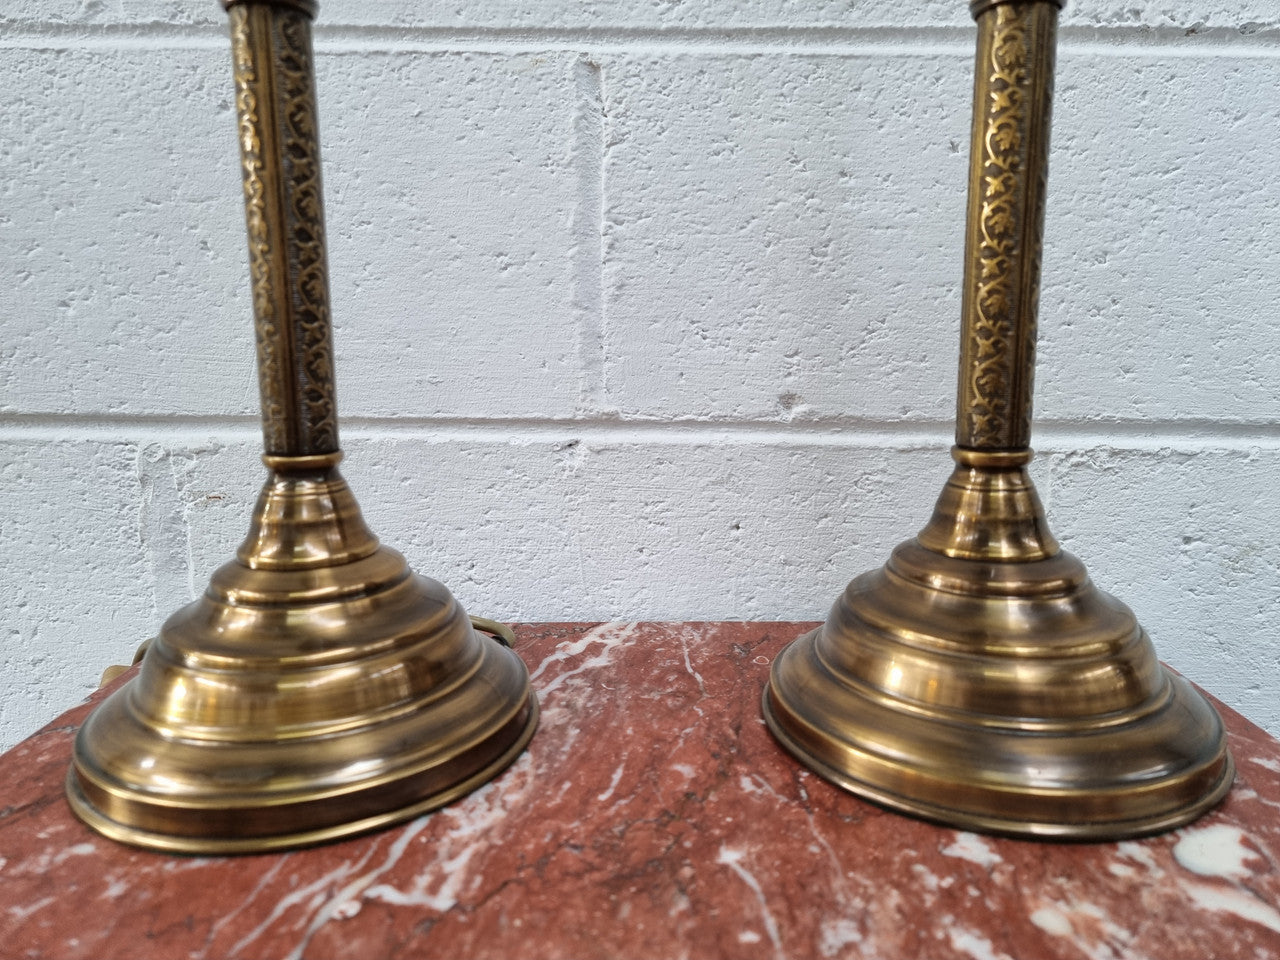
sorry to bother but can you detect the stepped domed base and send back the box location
[68,454,537,853]
[764,448,1232,839]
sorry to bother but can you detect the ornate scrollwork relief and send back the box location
[231,5,289,452]
[274,8,338,453]
[961,3,1051,449]
[230,3,338,456]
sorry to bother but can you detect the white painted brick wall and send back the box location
[2,1,1278,749]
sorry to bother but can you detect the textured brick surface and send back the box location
[601,52,969,422]
[3,1,1277,31]
[602,50,1280,422]
[1041,54,1280,424]
[2,48,251,417]
[1046,445,1280,737]
[2,0,1278,749]
[0,440,154,744]
[2,48,581,419]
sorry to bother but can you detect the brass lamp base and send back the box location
[68,453,538,854]
[764,448,1232,839]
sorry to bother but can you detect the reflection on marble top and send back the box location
[2,622,1279,959]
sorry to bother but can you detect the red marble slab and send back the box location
[2,622,1279,960]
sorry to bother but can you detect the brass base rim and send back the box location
[763,680,1231,840]
[67,694,538,855]
[764,628,1233,841]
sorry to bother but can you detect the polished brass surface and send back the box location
[99,617,511,688]
[98,638,152,688]
[67,0,537,853]
[469,617,517,648]
[764,0,1231,838]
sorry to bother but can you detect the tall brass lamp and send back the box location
[763,0,1232,838]
[66,0,538,853]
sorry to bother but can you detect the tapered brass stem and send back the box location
[66,0,538,852]
[763,0,1232,838]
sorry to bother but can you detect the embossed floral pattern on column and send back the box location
[275,8,338,453]
[960,2,1052,449]
[229,3,338,456]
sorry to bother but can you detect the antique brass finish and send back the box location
[67,0,537,853]
[469,617,518,648]
[99,638,152,688]
[763,0,1232,838]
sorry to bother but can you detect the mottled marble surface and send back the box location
[2,622,1279,959]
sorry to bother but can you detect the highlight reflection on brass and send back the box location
[66,0,537,853]
[763,0,1231,838]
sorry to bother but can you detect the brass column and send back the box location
[763,0,1232,838]
[66,0,538,853]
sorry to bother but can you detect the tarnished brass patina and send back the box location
[763,0,1232,838]
[66,0,537,853]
